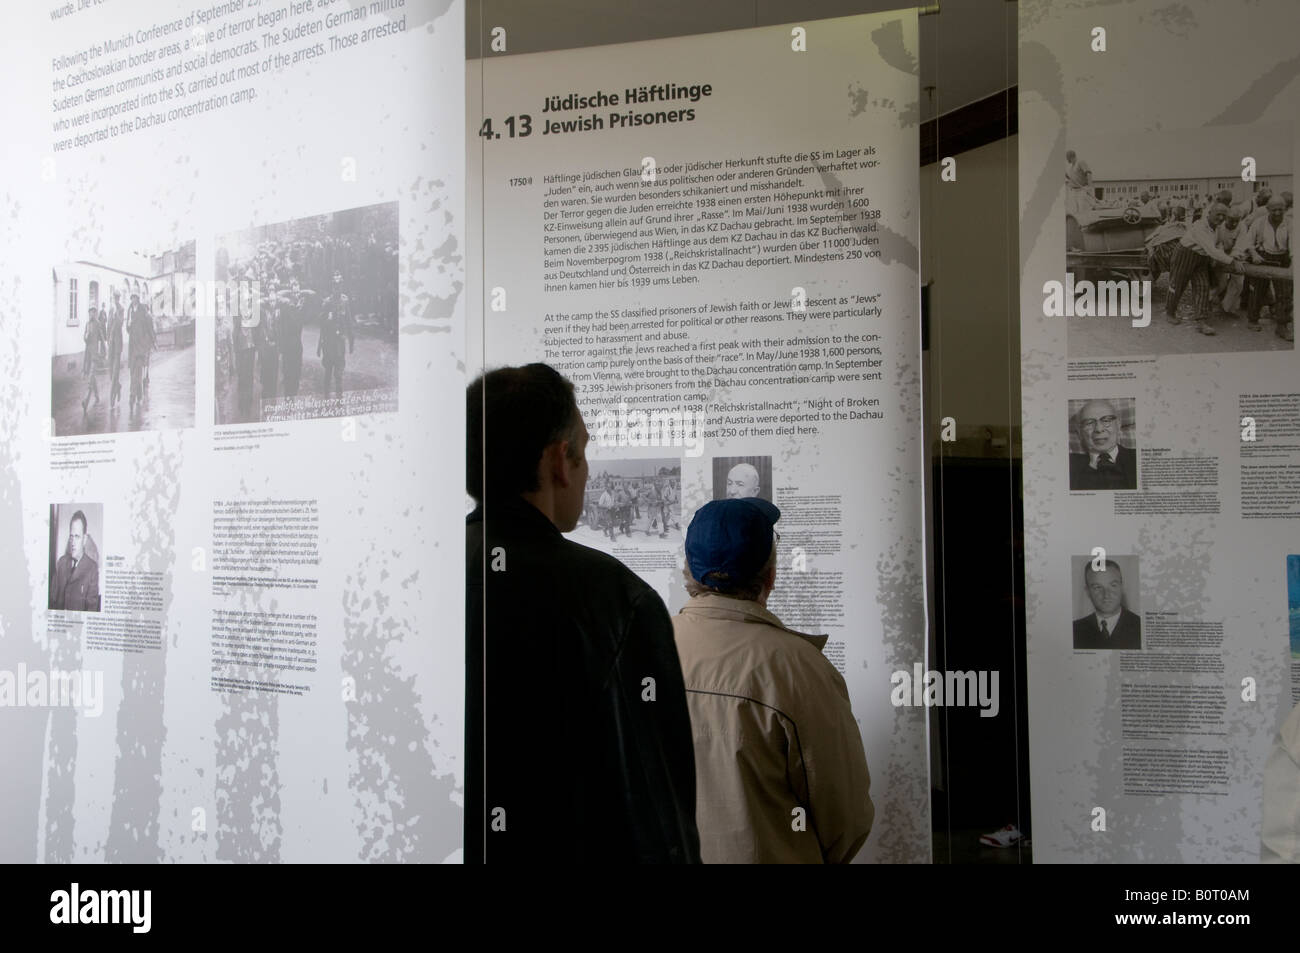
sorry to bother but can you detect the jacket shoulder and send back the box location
[557,537,656,598]
[677,610,843,706]
[1072,615,1099,647]
[1068,454,1092,484]
[479,520,661,617]
[78,557,99,590]
[781,636,849,697]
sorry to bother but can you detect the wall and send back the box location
[922,133,1021,454]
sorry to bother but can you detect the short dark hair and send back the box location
[467,363,581,502]
[1083,559,1122,584]
[70,510,87,535]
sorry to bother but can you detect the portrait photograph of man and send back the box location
[1071,554,1141,650]
[1067,397,1138,491]
[47,503,103,614]
[711,455,774,502]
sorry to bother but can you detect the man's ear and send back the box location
[548,440,574,489]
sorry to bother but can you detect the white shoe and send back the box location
[979,824,1025,848]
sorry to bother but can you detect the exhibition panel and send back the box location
[1019,0,1298,862]
[469,8,929,862]
[1,0,465,862]
[0,0,1294,885]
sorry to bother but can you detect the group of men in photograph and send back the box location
[1155,188,1293,339]
[228,230,397,328]
[224,243,362,418]
[1129,186,1293,233]
[218,220,400,421]
[467,363,873,864]
[584,473,681,540]
[1068,147,1293,340]
[80,289,157,415]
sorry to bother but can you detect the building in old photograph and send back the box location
[51,242,197,358]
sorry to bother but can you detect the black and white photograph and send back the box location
[214,201,399,425]
[1070,554,1141,651]
[571,459,683,549]
[47,503,103,614]
[1067,397,1137,491]
[51,241,196,436]
[1065,124,1292,356]
[711,455,774,502]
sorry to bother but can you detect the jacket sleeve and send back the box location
[785,660,875,864]
[85,561,101,611]
[1261,701,1300,863]
[51,561,65,610]
[605,589,702,863]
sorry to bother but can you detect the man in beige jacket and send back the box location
[673,497,874,863]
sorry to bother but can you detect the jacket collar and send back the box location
[678,592,828,650]
[467,496,562,540]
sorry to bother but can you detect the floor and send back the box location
[1067,287,1292,357]
[933,827,1033,864]
[51,345,195,436]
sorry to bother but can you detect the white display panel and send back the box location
[0,0,464,862]
[469,9,929,861]
[1019,0,1297,862]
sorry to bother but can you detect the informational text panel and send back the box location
[1020,0,1297,862]
[470,10,928,861]
[0,0,465,863]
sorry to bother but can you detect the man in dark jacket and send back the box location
[1068,399,1137,490]
[107,293,125,408]
[81,303,103,413]
[318,275,353,399]
[126,292,155,411]
[255,280,280,405]
[277,278,307,399]
[465,363,700,863]
[51,510,99,612]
